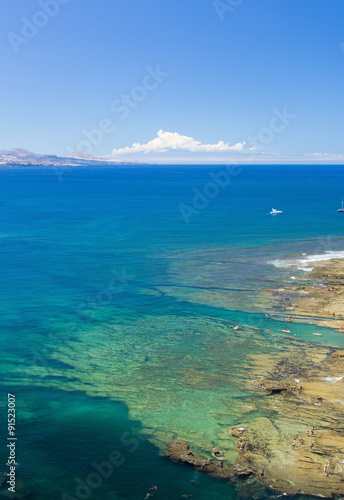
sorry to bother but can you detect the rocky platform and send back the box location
[166,346,344,498]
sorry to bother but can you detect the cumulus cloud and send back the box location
[112,130,245,155]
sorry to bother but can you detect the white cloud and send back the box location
[308,152,344,161]
[112,130,245,155]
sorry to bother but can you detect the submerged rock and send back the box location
[0,471,32,499]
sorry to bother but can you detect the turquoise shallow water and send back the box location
[1,165,344,499]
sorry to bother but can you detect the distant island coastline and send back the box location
[0,148,142,167]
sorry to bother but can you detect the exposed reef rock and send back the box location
[165,440,252,480]
[266,258,344,329]
[253,378,302,394]
[166,440,214,471]
[232,464,254,478]
[235,347,344,497]
[230,426,246,438]
[229,416,344,498]
[166,345,344,498]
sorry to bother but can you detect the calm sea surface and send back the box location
[1,165,344,499]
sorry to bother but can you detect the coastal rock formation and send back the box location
[234,346,344,497]
[266,258,344,328]
[229,416,344,498]
[165,440,253,480]
[232,464,254,478]
[253,378,302,394]
[166,440,215,471]
[166,343,344,498]
[230,426,246,438]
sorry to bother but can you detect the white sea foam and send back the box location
[270,251,344,272]
[324,375,344,383]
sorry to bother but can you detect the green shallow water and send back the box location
[1,165,344,499]
[7,300,343,458]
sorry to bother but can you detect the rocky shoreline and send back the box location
[267,258,344,329]
[165,259,344,498]
[166,347,344,497]
[238,347,344,497]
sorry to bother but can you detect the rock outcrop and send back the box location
[166,346,344,498]
[165,440,253,480]
[253,378,302,394]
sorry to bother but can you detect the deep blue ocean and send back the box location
[1,165,344,500]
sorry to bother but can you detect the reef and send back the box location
[5,256,344,498]
[167,345,344,497]
[237,346,344,497]
[267,258,344,329]
[166,439,253,480]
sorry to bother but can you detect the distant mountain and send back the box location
[0,148,35,157]
[0,149,138,167]
[67,150,98,160]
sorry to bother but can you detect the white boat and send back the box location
[270,208,283,215]
[338,198,344,212]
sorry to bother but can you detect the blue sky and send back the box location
[1,0,344,163]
